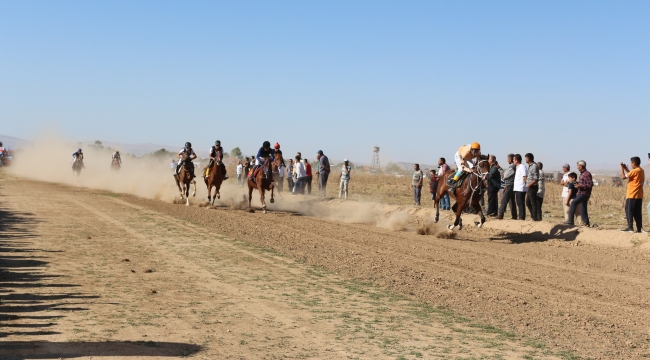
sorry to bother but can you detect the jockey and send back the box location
[112,150,122,164]
[206,140,228,179]
[174,142,197,178]
[450,142,481,185]
[72,148,85,168]
[0,141,4,155]
[252,141,275,179]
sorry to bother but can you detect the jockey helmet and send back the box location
[185,142,192,148]
[215,140,221,146]
[471,142,481,151]
[263,141,271,148]
[344,159,349,163]
[0,142,3,146]
[78,148,82,152]
[116,150,120,153]
[274,142,280,149]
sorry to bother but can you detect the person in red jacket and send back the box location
[304,158,313,195]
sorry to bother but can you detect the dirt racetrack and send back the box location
[2,174,650,359]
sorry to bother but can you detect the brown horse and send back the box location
[247,158,275,213]
[174,153,196,206]
[203,156,224,206]
[434,155,490,230]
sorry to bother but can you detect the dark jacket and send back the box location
[488,165,501,191]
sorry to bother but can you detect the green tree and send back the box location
[231,147,242,159]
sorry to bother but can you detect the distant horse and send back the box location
[174,153,196,206]
[247,157,275,213]
[203,153,225,206]
[111,158,121,171]
[72,158,84,177]
[434,155,490,230]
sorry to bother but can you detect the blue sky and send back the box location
[1,1,648,167]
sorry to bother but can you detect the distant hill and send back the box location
[395,162,439,171]
[0,134,30,149]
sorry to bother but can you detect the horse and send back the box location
[72,158,84,176]
[434,155,490,230]
[111,158,121,171]
[203,154,224,206]
[174,153,196,206]
[247,157,275,213]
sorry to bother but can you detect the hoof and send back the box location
[270,198,275,204]
[434,218,439,223]
[263,210,267,214]
[476,222,483,228]
[217,194,220,199]
[458,225,463,231]
[447,224,454,230]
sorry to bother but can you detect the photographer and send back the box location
[620,157,645,233]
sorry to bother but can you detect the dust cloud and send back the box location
[7,135,451,235]
[8,135,179,202]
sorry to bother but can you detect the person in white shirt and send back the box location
[236,161,243,186]
[338,159,352,199]
[292,156,306,195]
[512,154,528,220]
[559,163,571,221]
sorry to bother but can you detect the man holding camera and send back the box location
[620,157,645,233]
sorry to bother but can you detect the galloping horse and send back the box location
[72,159,84,177]
[247,157,275,213]
[174,152,196,206]
[434,155,490,230]
[203,154,224,206]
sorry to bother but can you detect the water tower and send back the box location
[370,146,380,169]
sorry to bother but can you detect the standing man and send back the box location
[429,170,439,208]
[304,158,313,195]
[236,160,243,186]
[438,157,451,210]
[338,159,351,199]
[560,164,571,221]
[497,154,517,220]
[316,150,330,197]
[486,155,501,216]
[513,154,528,220]
[620,157,645,233]
[524,153,540,221]
[287,159,295,192]
[170,158,176,172]
[537,162,546,219]
[412,164,424,206]
[564,160,593,227]
[244,157,251,179]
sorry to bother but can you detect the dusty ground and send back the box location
[1,174,650,359]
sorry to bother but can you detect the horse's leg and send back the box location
[259,185,266,214]
[448,197,464,230]
[472,200,486,228]
[269,186,275,204]
[175,177,184,200]
[248,184,254,212]
[192,180,196,197]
